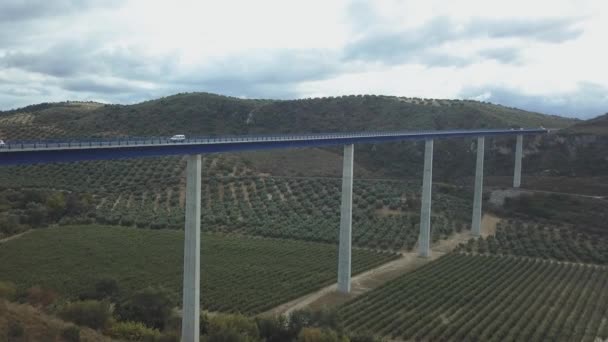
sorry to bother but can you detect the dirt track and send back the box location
[263,214,500,316]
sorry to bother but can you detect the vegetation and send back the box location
[339,253,608,341]
[0,299,111,342]
[0,154,471,250]
[456,220,608,264]
[0,92,580,182]
[493,192,608,233]
[0,225,397,314]
[59,300,113,330]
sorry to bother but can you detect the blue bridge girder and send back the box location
[0,128,547,166]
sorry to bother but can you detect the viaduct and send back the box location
[0,128,545,342]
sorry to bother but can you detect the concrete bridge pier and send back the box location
[513,135,523,188]
[419,139,434,258]
[337,144,354,293]
[471,137,485,237]
[181,154,201,342]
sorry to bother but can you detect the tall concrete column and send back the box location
[513,135,523,188]
[337,144,354,293]
[181,155,201,342]
[471,137,485,237]
[419,139,433,258]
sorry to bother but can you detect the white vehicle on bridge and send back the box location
[169,134,186,142]
[0,139,4,148]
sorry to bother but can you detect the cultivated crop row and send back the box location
[0,225,398,314]
[339,253,608,341]
[456,220,608,264]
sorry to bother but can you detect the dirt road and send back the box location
[264,214,500,316]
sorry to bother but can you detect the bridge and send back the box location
[0,128,546,342]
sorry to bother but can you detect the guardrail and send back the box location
[0,128,545,151]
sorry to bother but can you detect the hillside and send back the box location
[0,93,575,140]
[565,113,608,135]
[0,299,112,342]
[0,93,578,180]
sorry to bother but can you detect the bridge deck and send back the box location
[0,128,546,165]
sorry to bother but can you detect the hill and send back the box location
[565,112,608,135]
[0,93,579,182]
[0,93,576,140]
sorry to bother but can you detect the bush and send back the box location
[117,286,175,330]
[205,313,261,342]
[297,327,347,342]
[25,285,57,308]
[107,321,161,341]
[59,300,113,330]
[95,278,120,299]
[255,316,291,342]
[61,325,81,342]
[79,278,120,301]
[0,281,16,300]
[8,320,25,341]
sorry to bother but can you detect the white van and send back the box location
[169,134,186,142]
[0,139,5,148]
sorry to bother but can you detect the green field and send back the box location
[0,225,397,314]
[0,156,471,250]
[339,254,608,342]
[457,220,608,264]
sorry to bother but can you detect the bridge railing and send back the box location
[0,128,543,151]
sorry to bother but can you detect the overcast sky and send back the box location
[1,0,607,118]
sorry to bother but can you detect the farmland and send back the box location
[339,253,608,341]
[456,220,608,264]
[0,154,472,250]
[0,225,397,314]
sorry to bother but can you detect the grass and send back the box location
[0,225,397,314]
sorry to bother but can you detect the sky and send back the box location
[1,0,607,119]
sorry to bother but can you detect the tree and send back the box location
[117,286,175,330]
[60,300,113,330]
[297,328,347,342]
[204,314,261,342]
[24,202,48,227]
[46,192,66,220]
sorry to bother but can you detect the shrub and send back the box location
[205,313,260,342]
[117,286,175,330]
[61,325,81,342]
[95,278,120,299]
[107,321,161,342]
[8,320,25,341]
[297,327,346,342]
[255,316,291,342]
[25,285,57,308]
[0,281,16,300]
[59,300,113,330]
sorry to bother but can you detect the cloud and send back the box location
[0,0,121,22]
[179,49,341,86]
[0,0,602,119]
[459,82,608,119]
[60,77,146,94]
[1,42,173,79]
[343,16,583,66]
[468,17,584,43]
[478,47,522,64]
